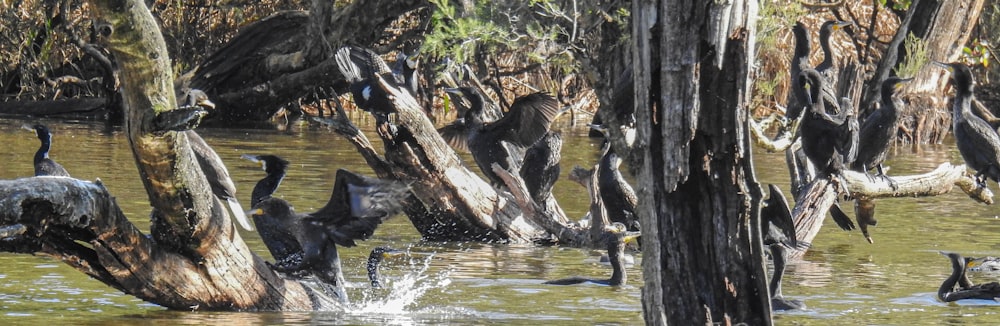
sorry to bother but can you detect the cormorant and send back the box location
[938,251,1000,302]
[592,125,639,231]
[544,222,638,286]
[816,21,851,77]
[796,69,857,176]
[935,62,1000,187]
[336,46,400,123]
[439,87,562,187]
[762,184,807,310]
[246,155,409,301]
[852,77,912,184]
[393,52,420,98]
[787,22,812,121]
[241,154,302,271]
[23,124,70,177]
[173,90,254,231]
[520,131,563,203]
[368,246,404,288]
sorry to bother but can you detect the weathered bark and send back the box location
[789,164,993,258]
[184,0,430,121]
[0,0,345,311]
[636,0,770,324]
[317,82,596,246]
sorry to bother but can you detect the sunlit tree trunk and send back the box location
[634,0,771,324]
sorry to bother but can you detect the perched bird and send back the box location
[23,124,70,177]
[816,21,852,77]
[172,90,254,231]
[796,69,857,176]
[593,125,639,231]
[544,222,638,286]
[938,251,1000,302]
[439,87,562,187]
[935,62,1000,188]
[335,46,400,124]
[520,131,563,203]
[246,155,409,301]
[852,77,913,184]
[367,246,405,288]
[787,22,812,121]
[393,51,420,98]
[762,184,807,311]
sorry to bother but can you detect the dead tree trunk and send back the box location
[183,0,430,121]
[316,81,596,246]
[635,0,771,324]
[0,0,342,311]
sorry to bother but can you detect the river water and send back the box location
[0,118,998,325]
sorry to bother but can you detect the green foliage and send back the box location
[894,32,927,78]
[752,0,806,108]
[422,0,516,65]
[878,0,912,11]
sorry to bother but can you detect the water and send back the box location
[1,118,999,324]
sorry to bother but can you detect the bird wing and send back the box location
[438,120,470,152]
[764,184,798,248]
[308,169,408,246]
[490,92,561,148]
[335,46,393,83]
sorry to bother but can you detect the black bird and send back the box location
[23,124,70,177]
[938,251,1000,302]
[544,222,638,286]
[787,22,812,121]
[816,21,851,77]
[935,62,1000,188]
[520,131,563,203]
[762,184,807,311]
[439,87,562,187]
[796,69,857,176]
[852,77,912,183]
[393,52,420,98]
[242,154,302,271]
[246,155,409,301]
[592,125,639,231]
[336,46,400,123]
[368,246,404,288]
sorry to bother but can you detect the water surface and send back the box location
[0,118,998,325]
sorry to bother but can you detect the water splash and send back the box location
[352,252,451,314]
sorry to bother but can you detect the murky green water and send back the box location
[0,118,998,325]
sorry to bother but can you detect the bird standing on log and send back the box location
[935,62,1000,188]
[23,124,71,177]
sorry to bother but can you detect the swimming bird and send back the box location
[368,246,405,288]
[544,223,638,286]
[439,87,562,187]
[246,155,409,301]
[23,124,70,177]
[935,62,1000,188]
[938,251,1000,302]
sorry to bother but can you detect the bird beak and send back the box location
[443,87,464,96]
[196,98,216,110]
[248,208,264,216]
[931,61,952,72]
[382,248,405,259]
[21,124,35,134]
[623,234,640,245]
[895,78,914,90]
[240,154,265,169]
[833,21,852,30]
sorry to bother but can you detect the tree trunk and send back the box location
[0,0,343,311]
[183,0,430,121]
[635,0,770,324]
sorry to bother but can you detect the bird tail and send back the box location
[226,198,254,231]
